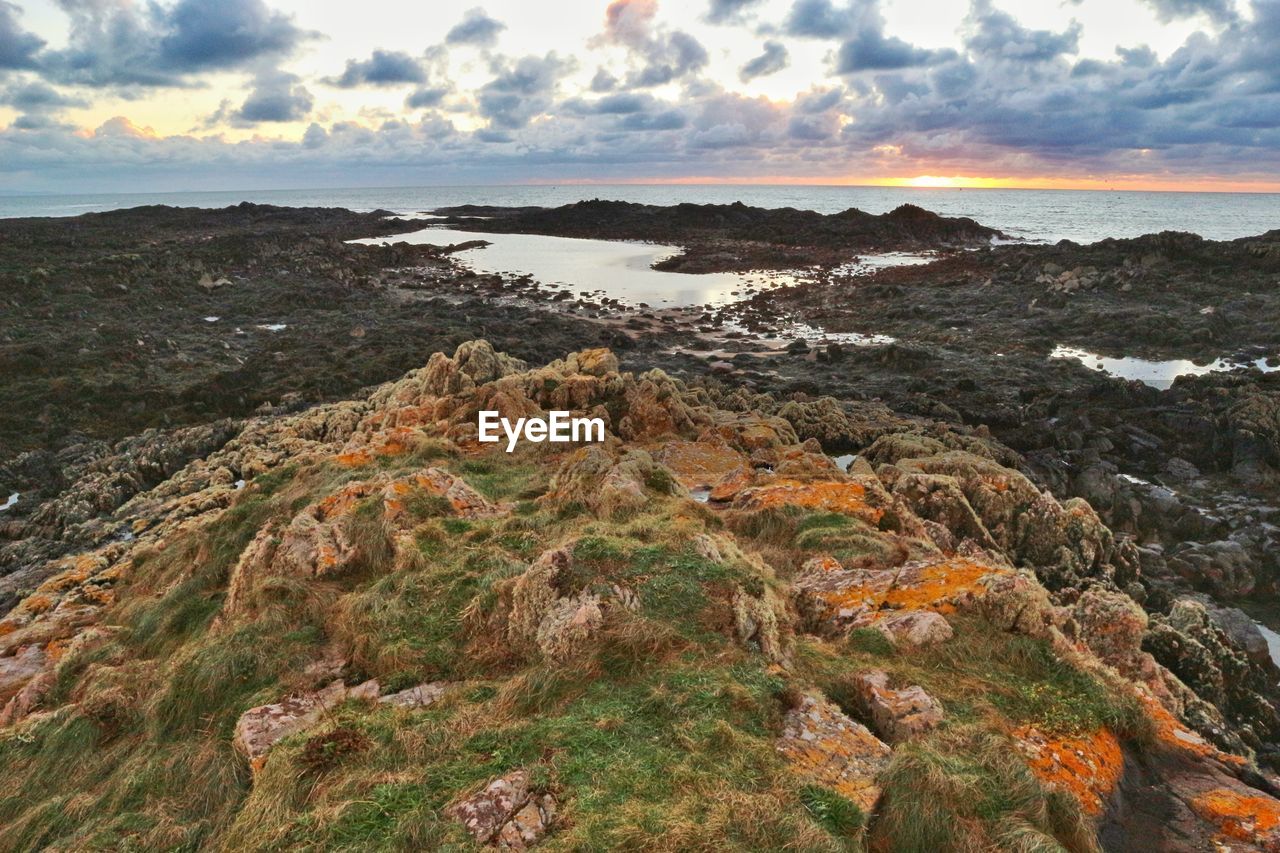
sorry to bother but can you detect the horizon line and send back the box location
[6,178,1280,199]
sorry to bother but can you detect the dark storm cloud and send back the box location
[327,50,427,87]
[235,70,313,124]
[0,1,43,69]
[43,0,316,88]
[446,8,506,46]
[740,40,788,82]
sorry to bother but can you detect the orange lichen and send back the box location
[777,696,891,812]
[1190,789,1280,844]
[0,621,16,637]
[879,558,1000,614]
[22,595,54,616]
[709,467,753,502]
[1015,726,1124,816]
[335,449,373,468]
[737,480,885,524]
[1140,694,1247,767]
[651,441,747,490]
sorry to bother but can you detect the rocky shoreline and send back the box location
[2,201,1280,849]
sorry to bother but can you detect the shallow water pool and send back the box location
[1051,346,1279,389]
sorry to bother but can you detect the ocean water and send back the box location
[2,184,1278,244]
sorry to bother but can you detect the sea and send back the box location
[1,184,1278,245]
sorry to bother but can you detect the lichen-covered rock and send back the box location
[504,544,636,662]
[233,679,380,772]
[792,555,1011,639]
[776,693,891,813]
[1144,598,1280,751]
[378,681,447,709]
[651,440,748,492]
[1015,726,1124,816]
[851,670,943,742]
[447,770,557,849]
[871,610,954,647]
[732,583,789,663]
[543,447,678,518]
[0,644,48,708]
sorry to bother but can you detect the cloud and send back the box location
[44,0,316,88]
[1141,0,1238,23]
[327,50,426,87]
[836,29,952,72]
[597,0,709,88]
[0,1,43,70]
[4,0,1280,194]
[964,2,1081,63]
[235,69,313,124]
[0,80,86,110]
[740,40,788,81]
[784,0,857,38]
[477,52,573,129]
[405,86,449,109]
[706,0,765,25]
[446,8,506,46]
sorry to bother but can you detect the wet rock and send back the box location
[447,769,557,849]
[850,670,943,742]
[776,693,891,814]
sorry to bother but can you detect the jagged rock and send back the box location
[378,681,448,709]
[233,679,380,772]
[447,770,557,849]
[0,644,47,707]
[776,693,891,813]
[504,545,635,661]
[792,555,1010,640]
[850,670,943,742]
[544,447,677,518]
[871,610,953,647]
[732,584,789,663]
[1145,598,1280,750]
[1015,726,1124,817]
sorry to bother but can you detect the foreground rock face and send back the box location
[776,694,892,814]
[447,770,558,850]
[1,340,1279,851]
[850,671,943,744]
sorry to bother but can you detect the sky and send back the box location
[0,0,1278,194]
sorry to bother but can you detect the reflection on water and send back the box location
[351,226,796,308]
[1051,346,1279,389]
[1,492,17,511]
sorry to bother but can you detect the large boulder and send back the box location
[447,770,557,850]
[776,693,891,814]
